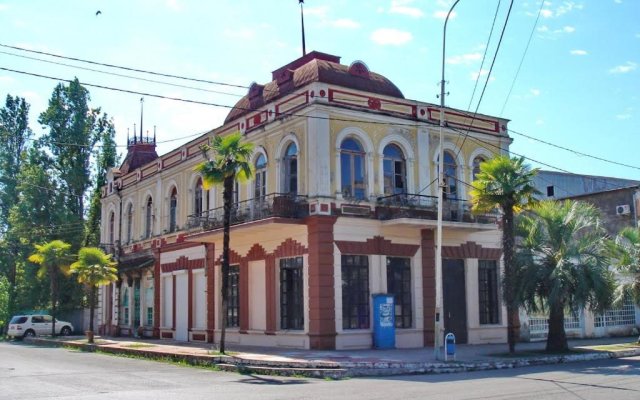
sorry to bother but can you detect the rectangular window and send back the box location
[342,255,370,329]
[226,265,240,328]
[546,185,555,197]
[387,257,412,328]
[146,307,153,326]
[478,260,500,325]
[280,257,304,330]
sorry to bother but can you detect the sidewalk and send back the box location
[26,335,640,379]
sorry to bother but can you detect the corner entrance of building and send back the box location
[443,258,468,344]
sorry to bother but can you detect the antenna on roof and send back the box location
[299,0,306,56]
[153,125,156,144]
[140,97,144,141]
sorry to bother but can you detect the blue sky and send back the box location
[0,0,638,181]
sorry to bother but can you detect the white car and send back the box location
[7,314,74,339]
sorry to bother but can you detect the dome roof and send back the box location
[224,51,404,124]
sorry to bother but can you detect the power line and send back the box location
[0,42,249,90]
[454,0,514,159]
[499,0,545,117]
[467,0,502,111]
[0,50,244,97]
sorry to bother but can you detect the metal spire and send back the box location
[299,0,306,56]
[139,97,144,141]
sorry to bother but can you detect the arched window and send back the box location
[233,181,239,205]
[443,151,458,198]
[340,138,366,200]
[383,144,406,195]
[254,154,267,200]
[472,156,485,181]
[145,197,153,238]
[169,187,178,232]
[108,212,115,244]
[126,203,133,243]
[194,178,203,216]
[282,142,298,195]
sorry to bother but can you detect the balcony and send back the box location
[187,193,309,232]
[375,193,499,224]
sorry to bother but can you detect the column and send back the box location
[265,255,277,334]
[153,249,161,338]
[205,243,215,342]
[421,229,436,346]
[307,215,338,349]
[239,260,249,333]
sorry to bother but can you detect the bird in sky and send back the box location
[95,10,102,16]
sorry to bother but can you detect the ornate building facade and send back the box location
[98,51,512,349]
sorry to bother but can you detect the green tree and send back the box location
[516,200,615,352]
[27,240,73,336]
[84,124,119,246]
[609,226,640,342]
[70,247,118,343]
[194,132,253,353]
[0,95,33,319]
[0,276,9,334]
[469,155,539,353]
[38,78,115,248]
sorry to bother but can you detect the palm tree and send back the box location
[70,247,118,343]
[469,155,539,353]
[28,240,72,337]
[609,226,640,341]
[194,132,253,353]
[516,200,615,352]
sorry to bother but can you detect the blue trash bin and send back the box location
[445,332,456,361]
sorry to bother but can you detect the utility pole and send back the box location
[435,0,460,361]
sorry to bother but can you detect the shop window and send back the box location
[280,257,304,330]
[342,255,370,329]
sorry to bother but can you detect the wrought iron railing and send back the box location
[187,193,309,231]
[375,193,498,224]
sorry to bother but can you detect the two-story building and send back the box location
[98,51,511,350]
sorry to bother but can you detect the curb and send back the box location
[24,337,640,379]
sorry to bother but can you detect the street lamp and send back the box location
[435,0,460,360]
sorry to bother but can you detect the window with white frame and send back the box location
[383,144,406,196]
[169,187,178,232]
[472,156,486,182]
[194,178,203,216]
[282,142,298,195]
[340,138,367,200]
[126,203,133,243]
[254,154,267,200]
[280,257,304,330]
[145,196,153,238]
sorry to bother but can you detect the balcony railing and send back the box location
[375,193,499,224]
[187,193,309,231]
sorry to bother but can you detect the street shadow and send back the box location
[237,374,310,385]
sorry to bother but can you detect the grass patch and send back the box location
[583,343,640,352]
[208,349,238,356]
[120,342,156,349]
[93,349,222,372]
[489,348,590,358]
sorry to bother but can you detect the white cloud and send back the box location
[446,52,482,65]
[540,9,554,18]
[536,119,545,125]
[563,26,575,33]
[389,0,424,18]
[616,114,631,120]
[470,69,495,82]
[433,10,457,19]
[537,25,549,32]
[609,61,638,74]
[614,0,622,3]
[165,0,182,11]
[570,49,588,55]
[223,28,255,40]
[331,18,360,29]
[370,28,413,46]
[305,6,329,18]
[530,88,541,96]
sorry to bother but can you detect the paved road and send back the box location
[2,341,640,400]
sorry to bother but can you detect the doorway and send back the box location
[442,258,468,344]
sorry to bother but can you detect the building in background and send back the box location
[98,51,512,349]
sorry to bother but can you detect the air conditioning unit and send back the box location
[616,204,630,215]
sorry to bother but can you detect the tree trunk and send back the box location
[219,176,234,354]
[51,266,58,337]
[546,302,568,352]
[502,205,520,354]
[88,285,96,343]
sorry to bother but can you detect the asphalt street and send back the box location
[2,341,640,400]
